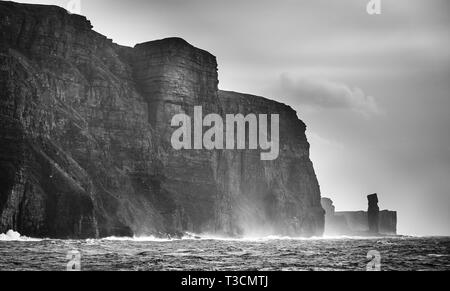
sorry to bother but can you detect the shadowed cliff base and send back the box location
[0,1,324,238]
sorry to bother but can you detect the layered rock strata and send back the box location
[0,2,324,238]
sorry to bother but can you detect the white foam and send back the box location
[101,235,179,242]
[184,233,385,242]
[0,230,42,242]
[0,230,396,242]
[94,233,396,242]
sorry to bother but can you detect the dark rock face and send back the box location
[0,2,324,238]
[367,193,380,234]
[379,210,397,234]
[321,198,335,216]
[321,197,350,235]
[217,91,324,237]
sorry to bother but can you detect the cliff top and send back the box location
[1,1,304,122]
[0,1,92,28]
[219,90,304,126]
[135,37,214,57]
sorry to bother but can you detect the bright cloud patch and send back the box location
[280,74,381,116]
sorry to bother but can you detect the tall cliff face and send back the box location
[217,91,324,236]
[0,2,324,238]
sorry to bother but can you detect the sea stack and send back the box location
[321,196,396,236]
[367,194,380,234]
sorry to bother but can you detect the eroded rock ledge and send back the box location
[321,195,397,236]
[0,2,324,238]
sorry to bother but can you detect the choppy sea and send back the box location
[0,231,449,271]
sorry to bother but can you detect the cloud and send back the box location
[307,131,344,151]
[278,74,381,116]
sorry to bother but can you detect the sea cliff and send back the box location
[0,2,324,238]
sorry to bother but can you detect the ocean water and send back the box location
[0,232,449,271]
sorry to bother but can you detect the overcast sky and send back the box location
[12,0,450,236]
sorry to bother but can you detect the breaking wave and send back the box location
[99,232,394,242]
[100,236,180,242]
[1,229,402,243]
[188,234,390,241]
[0,230,42,242]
